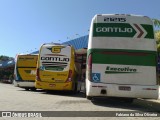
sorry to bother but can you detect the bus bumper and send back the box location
[35,81,73,90]
[86,81,159,99]
[14,80,35,88]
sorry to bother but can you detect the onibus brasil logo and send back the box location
[105,66,138,74]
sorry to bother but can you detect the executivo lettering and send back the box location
[105,66,137,74]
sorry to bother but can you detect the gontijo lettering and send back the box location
[41,57,69,62]
[96,27,133,33]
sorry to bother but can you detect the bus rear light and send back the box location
[65,70,72,82]
[88,54,92,69]
[88,54,92,81]
[37,82,42,86]
[63,84,69,88]
[36,68,41,81]
[142,88,157,90]
[92,85,107,88]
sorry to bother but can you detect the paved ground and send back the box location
[0,83,160,120]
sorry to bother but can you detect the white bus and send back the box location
[86,14,159,101]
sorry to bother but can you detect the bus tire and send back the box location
[25,88,30,91]
[120,98,134,103]
[72,83,78,94]
[124,98,134,103]
[30,88,36,91]
[86,96,92,100]
[83,93,86,98]
[82,89,86,97]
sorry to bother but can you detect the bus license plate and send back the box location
[49,84,56,87]
[119,86,131,91]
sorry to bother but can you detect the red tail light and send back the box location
[88,54,92,81]
[36,68,41,81]
[88,54,92,69]
[65,70,72,82]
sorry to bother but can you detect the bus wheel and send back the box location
[30,88,36,91]
[86,96,92,100]
[124,98,134,103]
[72,83,78,94]
[25,88,30,91]
[121,98,134,103]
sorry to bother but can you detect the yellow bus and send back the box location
[14,54,38,91]
[35,43,80,92]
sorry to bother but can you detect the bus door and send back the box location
[75,48,87,92]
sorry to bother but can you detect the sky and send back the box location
[0,0,160,57]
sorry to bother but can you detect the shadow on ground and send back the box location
[91,97,160,113]
[42,90,86,98]
[16,87,160,113]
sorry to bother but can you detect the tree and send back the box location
[152,19,160,51]
[0,55,14,62]
[0,55,14,82]
[156,31,160,51]
[153,19,160,27]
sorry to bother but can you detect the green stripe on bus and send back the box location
[87,49,157,66]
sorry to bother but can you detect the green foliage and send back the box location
[153,19,160,27]
[155,31,160,41]
[0,55,14,62]
[156,31,160,52]
[152,19,160,52]
[0,55,14,81]
[0,67,14,80]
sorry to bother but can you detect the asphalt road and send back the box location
[0,83,159,120]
